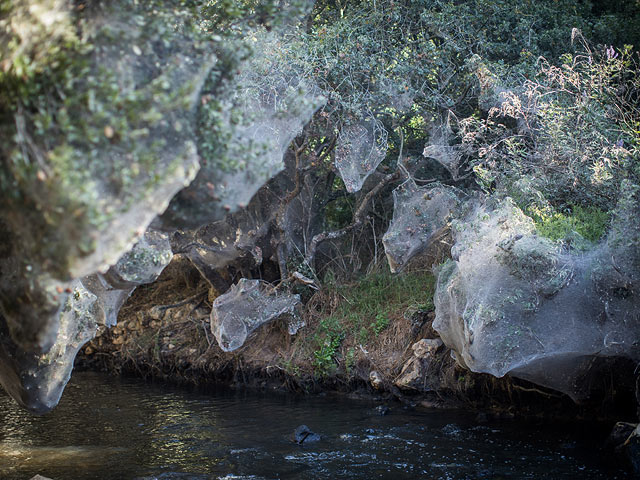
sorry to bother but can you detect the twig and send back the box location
[512,384,562,398]
[156,291,208,312]
[304,170,399,269]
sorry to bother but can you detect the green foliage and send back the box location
[370,312,390,336]
[312,315,345,376]
[300,0,475,158]
[291,0,640,263]
[344,346,356,375]
[427,0,640,80]
[459,37,640,227]
[325,192,353,230]
[530,205,610,244]
[310,268,435,376]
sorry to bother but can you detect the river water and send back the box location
[0,372,630,480]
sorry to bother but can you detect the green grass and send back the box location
[330,268,435,319]
[311,268,435,377]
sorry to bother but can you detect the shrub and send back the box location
[530,205,610,244]
[458,35,640,216]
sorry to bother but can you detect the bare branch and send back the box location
[304,170,399,270]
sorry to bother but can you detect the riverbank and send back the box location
[77,255,637,423]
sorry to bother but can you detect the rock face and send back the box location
[382,181,460,272]
[0,231,172,413]
[433,186,640,401]
[210,279,302,352]
[0,2,319,413]
[394,338,443,391]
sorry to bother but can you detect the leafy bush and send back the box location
[458,36,640,218]
[312,315,344,377]
[530,205,610,244]
[371,312,390,336]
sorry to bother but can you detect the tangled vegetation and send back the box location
[3,0,640,414]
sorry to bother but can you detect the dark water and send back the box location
[0,372,629,480]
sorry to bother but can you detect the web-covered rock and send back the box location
[0,0,211,354]
[0,2,318,412]
[211,279,302,352]
[0,282,99,413]
[433,194,640,400]
[382,180,460,272]
[83,231,173,327]
[0,231,173,413]
[335,114,388,193]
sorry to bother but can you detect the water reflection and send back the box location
[0,372,630,480]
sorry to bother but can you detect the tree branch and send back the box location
[304,171,399,270]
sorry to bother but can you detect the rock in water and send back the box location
[293,425,321,444]
[607,422,637,449]
[375,405,391,416]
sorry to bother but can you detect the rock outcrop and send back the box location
[0,1,319,412]
[433,185,640,401]
[394,338,443,391]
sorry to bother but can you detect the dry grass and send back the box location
[84,257,439,393]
